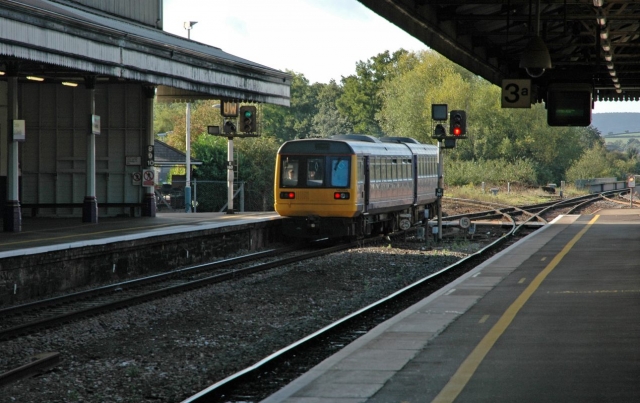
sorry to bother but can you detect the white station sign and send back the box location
[501,79,531,108]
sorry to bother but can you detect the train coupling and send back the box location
[306,215,320,229]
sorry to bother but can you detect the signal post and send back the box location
[431,104,467,241]
[208,102,258,214]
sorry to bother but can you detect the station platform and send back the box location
[0,211,281,258]
[0,211,282,306]
[262,209,640,402]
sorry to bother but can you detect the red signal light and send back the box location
[453,126,462,136]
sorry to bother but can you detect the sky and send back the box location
[163,0,638,115]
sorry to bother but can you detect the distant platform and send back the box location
[0,212,283,306]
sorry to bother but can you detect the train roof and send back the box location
[278,136,437,157]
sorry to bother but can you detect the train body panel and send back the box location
[274,135,439,239]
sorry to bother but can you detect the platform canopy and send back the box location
[0,0,291,106]
[358,0,640,103]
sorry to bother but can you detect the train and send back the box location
[274,134,439,239]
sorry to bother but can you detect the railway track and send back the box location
[1,192,624,397]
[180,192,624,402]
[443,190,624,224]
[0,242,357,342]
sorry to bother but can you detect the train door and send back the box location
[363,155,370,213]
[412,155,418,205]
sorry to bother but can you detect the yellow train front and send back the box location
[274,135,438,239]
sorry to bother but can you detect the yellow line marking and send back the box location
[478,315,490,324]
[431,215,599,403]
[518,278,526,284]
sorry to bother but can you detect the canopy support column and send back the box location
[82,76,98,223]
[4,65,21,232]
[142,86,156,217]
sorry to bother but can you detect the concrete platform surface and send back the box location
[262,210,640,402]
[0,211,280,258]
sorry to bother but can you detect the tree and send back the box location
[154,101,184,136]
[338,50,411,136]
[161,100,224,152]
[379,50,475,143]
[566,143,618,182]
[262,71,319,141]
[189,134,280,212]
[234,136,281,211]
[310,80,352,137]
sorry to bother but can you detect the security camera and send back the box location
[525,67,546,78]
[520,36,552,78]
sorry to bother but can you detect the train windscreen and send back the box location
[280,156,350,188]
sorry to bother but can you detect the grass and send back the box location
[445,183,590,206]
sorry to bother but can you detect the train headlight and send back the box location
[334,192,350,200]
[280,192,295,199]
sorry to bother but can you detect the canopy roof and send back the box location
[0,0,291,106]
[359,0,640,102]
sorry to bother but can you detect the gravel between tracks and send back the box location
[1,199,624,402]
[0,238,478,403]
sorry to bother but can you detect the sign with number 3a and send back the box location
[501,79,531,109]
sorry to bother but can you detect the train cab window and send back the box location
[282,159,299,187]
[330,157,349,187]
[307,158,324,187]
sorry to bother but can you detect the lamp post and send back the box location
[183,21,197,213]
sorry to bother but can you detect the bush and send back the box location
[444,158,538,186]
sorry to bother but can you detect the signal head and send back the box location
[239,105,257,133]
[449,110,467,137]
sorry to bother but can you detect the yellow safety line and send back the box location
[431,215,600,403]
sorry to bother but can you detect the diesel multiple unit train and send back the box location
[274,134,439,239]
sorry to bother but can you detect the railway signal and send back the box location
[239,105,257,133]
[449,110,467,138]
[223,119,236,134]
[432,123,447,139]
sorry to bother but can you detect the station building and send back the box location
[0,0,291,232]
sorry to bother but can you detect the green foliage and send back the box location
[161,100,224,151]
[444,158,538,186]
[377,50,616,184]
[566,143,640,183]
[190,135,280,212]
[566,144,616,182]
[337,50,411,136]
[154,102,184,136]
[152,48,631,203]
[262,72,319,141]
[234,136,281,211]
[310,80,352,137]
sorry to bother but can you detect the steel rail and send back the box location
[0,242,348,341]
[443,191,624,225]
[0,352,60,387]
[181,211,520,403]
[0,245,304,318]
[444,197,544,224]
[186,192,627,401]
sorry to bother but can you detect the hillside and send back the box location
[592,112,640,135]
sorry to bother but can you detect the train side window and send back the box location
[330,157,349,187]
[391,159,398,181]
